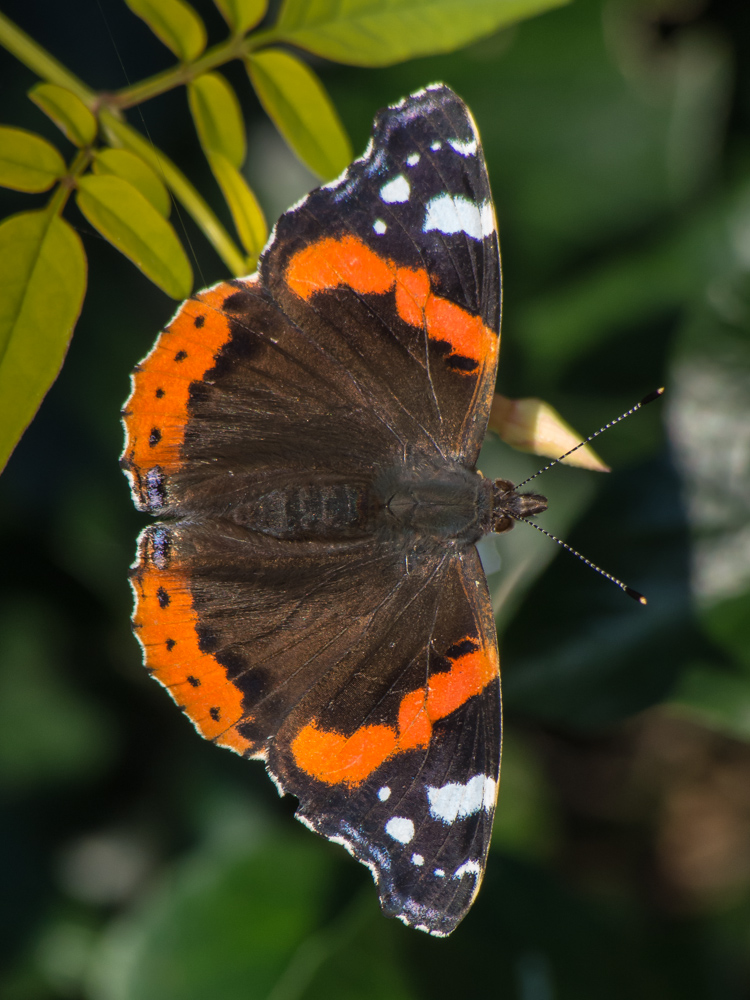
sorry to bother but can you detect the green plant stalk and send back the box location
[0,12,94,104]
[101,111,247,276]
[47,148,92,217]
[110,29,277,109]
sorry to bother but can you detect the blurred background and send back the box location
[1,0,750,996]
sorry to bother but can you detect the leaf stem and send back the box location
[47,148,92,218]
[0,12,94,104]
[110,29,278,108]
[110,27,278,108]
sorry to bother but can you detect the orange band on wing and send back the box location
[131,531,252,755]
[122,280,254,503]
[285,234,394,299]
[285,236,497,374]
[291,637,498,786]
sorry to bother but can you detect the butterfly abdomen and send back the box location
[244,481,372,539]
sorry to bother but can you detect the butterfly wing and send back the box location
[263,83,501,465]
[121,85,501,515]
[122,84,503,936]
[131,518,499,936]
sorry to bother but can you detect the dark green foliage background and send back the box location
[2,0,750,996]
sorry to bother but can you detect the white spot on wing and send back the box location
[406,153,420,167]
[449,137,478,156]
[423,194,495,240]
[454,859,482,880]
[411,853,424,866]
[373,219,387,234]
[380,174,410,203]
[480,201,496,235]
[378,786,391,801]
[431,140,442,151]
[385,816,415,844]
[427,775,497,824]
[434,868,446,877]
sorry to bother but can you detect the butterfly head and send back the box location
[490,478,548,534]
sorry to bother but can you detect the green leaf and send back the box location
[89,835,338,1000]
[702,592,750,673]
[0,600,111,789]
[670,663,750,742]
[0,126,65,192]
[213,0,267,33]
[274,0,568,66]
[28,82,97,147]
[208,152,267,263]
[0,209,86,473]
[187,73,246,168]
[246,49,351,179]
[101,110,247,276]
[124,0,206,61]
[88,829,414,1000]
[93,148,171,217]
[76,175,192,298]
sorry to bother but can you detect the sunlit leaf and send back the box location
[274,0,568,67]
[28,82,97,147]
[93,148,171,217]
[0,209,86,473]
[101,110,247,275]
[208,152,266,263]
[246,49,351,179]
[0,126,65,192]
[76,175,191,298]
[488,394,609,472]
[124,0,206,61]
[187,73,246,168]
[213,0,267,33]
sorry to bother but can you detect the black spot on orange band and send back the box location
[130,528,253,755]
[121,279,259,511]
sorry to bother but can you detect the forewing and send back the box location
[261,83,501,465]
[121,86,501,517]
[121,277,407,515]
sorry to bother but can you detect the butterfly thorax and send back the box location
[374,464,548,545]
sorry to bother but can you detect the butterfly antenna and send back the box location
[514,388,665,490]
[515,515,647,605]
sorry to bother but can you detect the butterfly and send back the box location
[121,83,547,937]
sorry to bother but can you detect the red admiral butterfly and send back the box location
[121,84,547,936]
